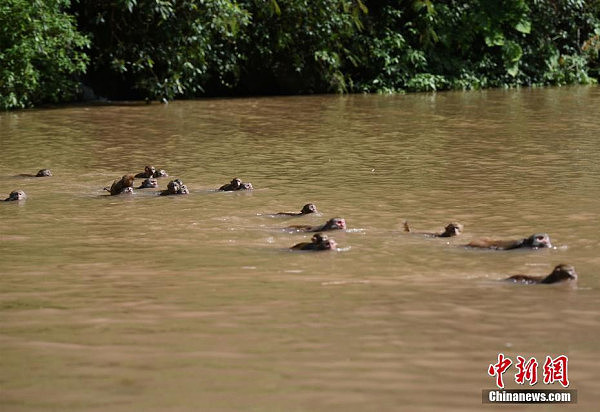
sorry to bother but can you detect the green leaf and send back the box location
[515,19,531,34]
[270,0,281,16]
[485,32,505,47]
[507,64,519,77]
[503,41,523,63]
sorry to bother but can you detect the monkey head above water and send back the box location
[16,169,52,178]
[160,179,189,196]
[276,203,318,216]
[291,233,338,251]
[35,169,52,177]
[439,222,464,237]
[301,203,318,214]
[288,217,346,232]
[4,190,27,201]
[467,233,552,250]
[404,221,463,237]
[138,178,158,189]
[134,166,168,178]
[220,177,241,191]
[218,177,253,191]
[505,264,577,285]
[135,165,156,178]
[104,175,135,195]
[218,177,241,191]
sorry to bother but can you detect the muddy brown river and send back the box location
[1,87,599,411]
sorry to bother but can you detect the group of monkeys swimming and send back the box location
[4,166,578,286]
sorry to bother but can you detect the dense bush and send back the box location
[72,0,250,100]
[233,0,365,94]
[427,0,600,89]
[351,0,600,92]
[1,0,599,108]
[348,2,445,92]
[71,0,600,98]
[525,0,600,85]
[0,0,89,110]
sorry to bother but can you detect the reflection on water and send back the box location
[1,87,599,411]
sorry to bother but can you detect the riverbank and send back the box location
[2,1,599,110]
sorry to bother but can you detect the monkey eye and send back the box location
[537,236,545,241]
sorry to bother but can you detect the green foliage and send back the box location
[582,32,600,78]
[235,0,364,94]
[423,0,599,89]
[363,0,600,92]
[519,0,600,86]
[0,0,89,110]
[349,5,419,92]
[74,0,250,100]
[422,0,533,87]
[3,0,600,107]
[57,0,600,99]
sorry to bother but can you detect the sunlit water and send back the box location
[1,87,599,411]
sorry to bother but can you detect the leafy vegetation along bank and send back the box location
[1,0,599,109]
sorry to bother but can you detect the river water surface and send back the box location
[1,87,599,411]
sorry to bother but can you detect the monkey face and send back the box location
[301,203,318,214]
[141,178,158,188]
[529,233,552,248]
[145,166,156,176]
[552,264,577,281]
[325,218,346,230]
[312,233,337,250]
[444,222,464,236]
[322,239,337,250]
[6,190,27,201]
[167,180,181,193]
[36,169,52,177]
